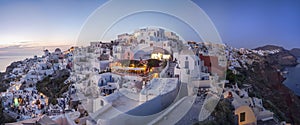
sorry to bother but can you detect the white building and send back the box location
[134,28,166,44]
[174,49,203,83]
[165,31,179,41]
[112,45,125,60]
[90,42,102,48]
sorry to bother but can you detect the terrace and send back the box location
[110,59,166,77]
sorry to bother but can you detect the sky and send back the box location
[0,0,105,56]
[0,0,300,57]
[194,0,300,49]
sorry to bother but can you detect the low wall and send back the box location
[126,80,179,116]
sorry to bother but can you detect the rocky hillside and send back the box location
[255,45,285,51]
[0,67,18,124]
[290,48,300,57]
[0,61,24,92]
[4,61,23,73]
[233,48,300,124]
[266,50,297,67]
[0,73,8,92]
[0,98,16,124]
[36,69,71,105]
[196,98,235,125]
[255,45,298,67]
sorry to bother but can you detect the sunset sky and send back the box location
[0,0,300,56]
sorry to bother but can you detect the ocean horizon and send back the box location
[0,55,33,72]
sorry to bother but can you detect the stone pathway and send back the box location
[175,96,206,125]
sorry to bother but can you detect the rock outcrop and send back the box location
[236,47,300,124]
[36,69,71,105]
[5,61,22,73]
[255,45,298,67]
[255,45,285,51]
[290,48,300,58]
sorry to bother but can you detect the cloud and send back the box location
[1,41,73,47]
[0,45,38,56]
[0,45,22,49]
[0,41,72,56]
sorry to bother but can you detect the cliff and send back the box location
[36,69,71,105]
[0,68,18,124]
[235,51,300,124]
[254,45,285,51]
[0,61,24,93]
[5,61,23,73]
[0,98,16,124]
[266,50,298,67]
[255,45,298,67]
[290,48,300,58]
[0,61,23,92]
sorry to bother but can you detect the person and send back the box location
[21,107,25,114]
[41,104,44,109]
[36,99,40,105]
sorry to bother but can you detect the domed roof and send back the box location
[55,48,61,52]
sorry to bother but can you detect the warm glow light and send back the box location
[15,84,21,90]
[162,55,170,59]
[129,64,135,67]
[151,53,170,60]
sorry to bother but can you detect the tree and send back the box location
[146,59,161,72]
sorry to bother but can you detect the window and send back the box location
[186,69,190,74]
[240,112,246,122]
[101,100,104,106]
[186,56,188,60]
[185,61,189,69]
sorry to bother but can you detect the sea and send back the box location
[0,56,33,72]
[283,58,300,96]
